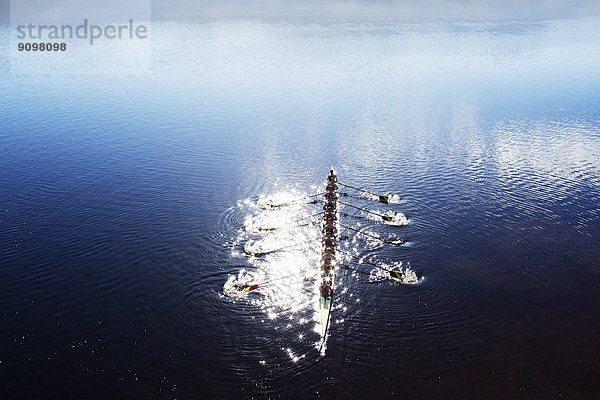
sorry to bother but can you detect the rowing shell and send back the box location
[319,169,338,338]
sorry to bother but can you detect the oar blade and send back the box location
[389,271,403,281]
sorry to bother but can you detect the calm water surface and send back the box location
[1,17,600,399]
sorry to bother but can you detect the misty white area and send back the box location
[6,0,600,23]
[151,0,600,22]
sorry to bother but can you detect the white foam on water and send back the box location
[365,192,401,203]
[223,269,267,298]
[367,261,421,285]
[366,210,410,226]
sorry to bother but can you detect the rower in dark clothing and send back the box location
[327,170,338,183]
[322,236,336,248]
[320,282,332,297]
[325,191,337,201]
[322,216,336,230]
[323,201,336,212]
[324,212,337,221]
[322,224,337,236]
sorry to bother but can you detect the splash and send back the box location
[255,190,314,210]
[368,262,421,284]
[366,210,409,226]
[223,269,267,298]
[401,266,420,284]
[365,192,401,204]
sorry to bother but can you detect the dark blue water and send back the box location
[2,18,600,399]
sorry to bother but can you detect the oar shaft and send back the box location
[339,201,392,221]
[243,268,313,290]
[248,238,317,256]
[340,224,406,245]
[337,248,380,269]
[253,211,325,234]
[337,248,395,272]
[271,192,325,208]
[338,182,389,203]
[338,182,372,194]
[293,211,325,224]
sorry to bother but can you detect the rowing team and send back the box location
[320,170,338,299]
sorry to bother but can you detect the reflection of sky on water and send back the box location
[1,12,600,398]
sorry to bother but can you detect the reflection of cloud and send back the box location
[495,118,600,189]
[151,0,600,21]
[6,1,600,24]
[10,0,150,24]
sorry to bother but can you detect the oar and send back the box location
[338,263,404,281]
[263,192,325,209]
[244,238,318,257]
[253,221,318,235]
[253,211,325,233]
[340,223,406,245]
[337,248,404,280]
[294,211,325,223]
[339,201,394,222]
[338,182,393,203]
[235,268,316,292]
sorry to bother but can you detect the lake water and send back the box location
[1,17,600,399]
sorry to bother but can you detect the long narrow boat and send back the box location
[319,170,338,338]
[231,168,415,351]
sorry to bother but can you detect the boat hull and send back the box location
[319,296,331,337]
[320,169,338,339]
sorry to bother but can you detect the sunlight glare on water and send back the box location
[1,14,599,399]
[222,182,421,360]
[225,188,325,350]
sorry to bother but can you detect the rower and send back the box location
[324,191,338,201]
[322,236,336,248]
[324,199,336,207]
[322,230,337,239]
[321,254,335,265]
[323,202,336,212]
[322,224,337,236]
[322,218,336,231]
[324,212,337,221]
[320,282,332,297]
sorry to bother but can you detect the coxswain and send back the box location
[320,282,332,297]
[327,170,338,183]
